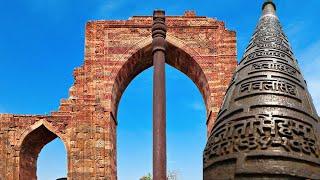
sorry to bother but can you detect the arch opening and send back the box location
[114,39,208,179]
[19,124,67,180]
[111,41,211,120]
[117,65,206,179]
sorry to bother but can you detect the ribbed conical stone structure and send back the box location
[204,1,320,179]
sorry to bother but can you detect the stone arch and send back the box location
[18,120,68,180]
[0,14,237,180]
[110,35,211,120]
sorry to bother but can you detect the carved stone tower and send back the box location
[204,1,320,179]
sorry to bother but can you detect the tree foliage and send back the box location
[139,173,152,180]
[140,171,178,180]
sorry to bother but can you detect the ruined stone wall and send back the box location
[0,11,237,179]
[0,114,69,180]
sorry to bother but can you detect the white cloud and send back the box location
[296,39,320,116]
[189,101,205,111]
[97,0,126,17]
[306,79,320,115]
[297,39,320,68]
[100,1,118,11]
[284,20,308,45]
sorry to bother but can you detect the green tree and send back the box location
[167,171,178,180]
[139,173,152,180]
[140,171,179,180]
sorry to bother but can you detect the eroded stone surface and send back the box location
[204,2,320,179]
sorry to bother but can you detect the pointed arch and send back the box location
[17,120,67,148]
[110,35,211,120]
[18,120,68,180]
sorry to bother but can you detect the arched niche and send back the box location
[18,121,68,180]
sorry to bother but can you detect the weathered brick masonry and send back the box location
[0,11,237,179]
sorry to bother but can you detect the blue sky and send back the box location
[0,0,319,179]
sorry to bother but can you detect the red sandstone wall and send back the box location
[0,11,237,180]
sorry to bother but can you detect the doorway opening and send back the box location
[19,124,67,180]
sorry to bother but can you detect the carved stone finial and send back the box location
[262,0,276,14]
